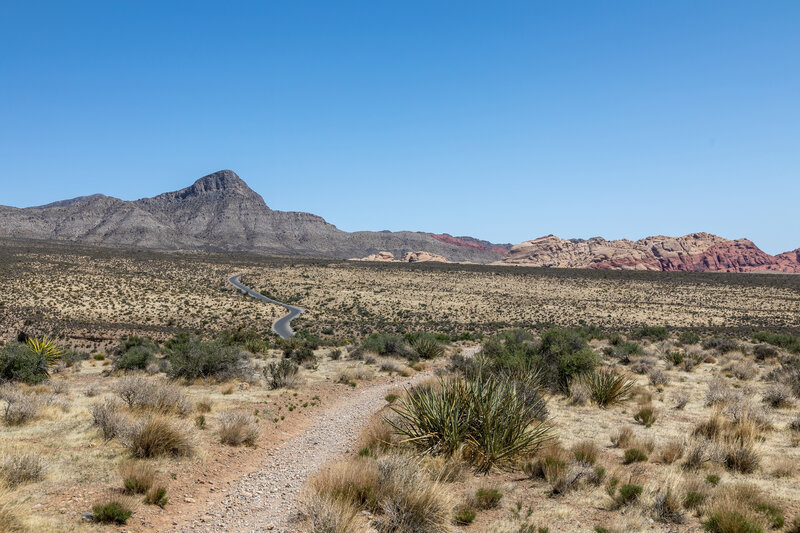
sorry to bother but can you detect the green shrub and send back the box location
[683,490,707,509]
[583,367,633,407]
[407,332,445,359]
[474,488,502,509]
[679,331,701,345]
[616,484,643,505]
[288,347,317,367]
[454,507,476,525]
[752,331,800,354]
[360,333,409,357]
[166,338,248,380]
[703,337,740,354]
[623,448,648,464]
[145,486,168,507]
[634,406,657,427]
[664,351,685,365]
[114,346,156,371]
[92,500,133,524]
[264,359,299,389]
[633,326,669,341]
[0,343,49,384]
[389,375,552,472]
[703,511,764,533]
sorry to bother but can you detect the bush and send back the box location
[360,333,410,358]
[145,486,168,508]
[301,493,359,533]
[92,499,134,524]
[166,338,249,380]
[113,376,192,415]
[660,440,684,464]
[122,416,192,458]
[651,487,685,524]
[0,387,41,425]
[648,369,669,386]
[406,333,445,360]
[474,487,503,509]
[0,343,50,384]
[120,461,155,494]
[523,445,570,482]
[623,448,648,464]
[723,438,760,474]
[114,346,157,371]
[264,358,299,389]
[616,484,642,505]
[289,347,317,368]
[633,326,669,341]
[634,406,657,427]
[679,331,701,345]
[91,398,127,440]
[752,331,800,354]
[219,411,259,446]
[703,483,784,533]
[703,337,740,354]
[762,385,793,408]
[390,375,552,472]
[539,328,598,390]
[1,452,44,487]
[572,440,599,465]
[753,344,778,361]
[454,506,476,525]
[582,367,633,407]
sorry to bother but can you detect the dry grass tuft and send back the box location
[1,452,45,487]
[122,416,193,458]
[119,461,155,494]
[301,492,360,533]
[0,489,25,532]
[218,411,259,446]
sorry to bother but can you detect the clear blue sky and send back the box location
[1,1,798,254]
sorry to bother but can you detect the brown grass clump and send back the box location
[357,414,395,454]
[218,411,259,446]
[301,492,360,533]
[571,440,599,465]
[119,461,155,494]
[769,457,795,478]
[703,483,785,532]
[611,426,634,448]
[659,440,684,464]
[523,443,571,482]
[0,489,25,532]
[1,452,45,487]
[309,458,380,510]
[122,416,193,458]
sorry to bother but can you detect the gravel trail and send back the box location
[179,377,418,533]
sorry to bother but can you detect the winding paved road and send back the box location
[228,274,304,339]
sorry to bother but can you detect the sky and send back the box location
[1,1,798,254]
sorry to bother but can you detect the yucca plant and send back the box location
[25,337,62,366]
[582,367,633,407]
[389,375,553,472]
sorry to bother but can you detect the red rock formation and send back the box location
[499,233,800,273]
[428,233,511,255]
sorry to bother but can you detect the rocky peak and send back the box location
[189,170,250,195]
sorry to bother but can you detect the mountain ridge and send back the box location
[1,169,797,272]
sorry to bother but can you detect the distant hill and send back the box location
[0,170,505,263]
[1,169,797,271]
[495,233,800,273]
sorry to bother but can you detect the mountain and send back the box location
[496,233,800,273]
[0,170,505,262]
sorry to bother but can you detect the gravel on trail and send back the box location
[178,377,420,533]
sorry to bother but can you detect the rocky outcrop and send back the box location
[350,252,395,262]
[428,233,512,255]
[350,251,450,263]
[401,251,449,263]
[498,233,800,273]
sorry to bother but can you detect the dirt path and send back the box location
[177,376,420,533]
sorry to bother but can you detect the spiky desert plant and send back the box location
[582,367,634,407]
[25,337,62,366]
[389,375,552,472]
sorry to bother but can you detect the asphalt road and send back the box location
[228,274,304,339]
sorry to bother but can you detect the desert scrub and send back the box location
[300,493,359,533]
[119,461,155,494]
[632,325,669,341]
[92,498,135,524]
[633,405,657,427]
[454,506,476,525]
[389,375,552,472]
[165,336,250,380]
[0,386,41,425]
[219,411,259,446]
[703,483,785,532]
[113,376,193,415]
[582,367,633,407]
[571,440,599,465]
[1,452,45,487]
[264,358,299,389]
[474,487,503,509]
[0,343,51,384]
[121,416,193,458]
[406,332,446,359]
[91,397,129,440]
[623,448,648,464]
[523,444,570,482]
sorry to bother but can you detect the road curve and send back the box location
[228,274,304,339]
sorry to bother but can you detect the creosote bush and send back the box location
[0,343,50,384]
[165,336,250,380]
